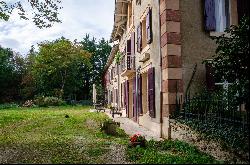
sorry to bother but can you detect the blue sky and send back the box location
[0,0,115,55]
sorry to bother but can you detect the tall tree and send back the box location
[0,46,25,103]
[80,34,111,100]
[32,37,91,99]
[0,0,62,28]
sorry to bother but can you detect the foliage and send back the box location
[100,119,125,137]
[0,103,19,110]
[34,96,66,107]
[174,88,249,161]
[0,0,62,28]
[0,46,25,103]
[80,34,112,101]
[114,51,122,64]
[32,37,91,99]
[126,139,220,164]
[204,17,249,107]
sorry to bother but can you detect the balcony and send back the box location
[121,55,136,77]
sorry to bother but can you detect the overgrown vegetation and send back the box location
[204,16,249,110]
[126,139,221,164]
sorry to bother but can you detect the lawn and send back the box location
[0,105,221,164]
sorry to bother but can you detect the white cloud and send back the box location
[0,0,115,55]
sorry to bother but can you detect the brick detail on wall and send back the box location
[160,9,180,25]
[162,55,182,69]
[160,0,182,139]
[161,32,181,48]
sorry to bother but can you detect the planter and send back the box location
[130,141,146,147]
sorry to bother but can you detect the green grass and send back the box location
[127,139,223,164]
[0,105,128,164]
[0,105,222,164]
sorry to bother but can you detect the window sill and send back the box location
[209,31,231,38]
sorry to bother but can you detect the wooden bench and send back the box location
[94,103,106,112]
[110,107,122,118]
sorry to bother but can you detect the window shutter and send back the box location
[133,77,136,117]
[137,23,142,52]
[126,80,129,117]
[138,74,142,114]
[148,67,155,118]
[146,8,153,44]
[123,82,127,115]
[131,32,135,56]
[205,62,215,91]
[204,0,216,31]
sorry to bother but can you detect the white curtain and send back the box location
[214,0,228,32]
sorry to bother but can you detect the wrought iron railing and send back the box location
[121,55,135,72]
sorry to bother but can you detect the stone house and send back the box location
[103,0,249,139]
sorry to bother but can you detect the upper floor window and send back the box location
[137,7,153,52]
[205,0,249,32]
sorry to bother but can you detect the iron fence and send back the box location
[174,90,249,129]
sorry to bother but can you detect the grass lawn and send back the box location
[0,105,221,164]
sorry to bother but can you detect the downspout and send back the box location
[158,0,164,139]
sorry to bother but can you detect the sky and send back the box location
[0,0,115,55]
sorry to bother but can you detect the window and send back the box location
[205,0,249,32]
[137,8,152,52]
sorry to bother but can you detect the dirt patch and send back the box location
[85,119,99,129]
[100,143,133,164]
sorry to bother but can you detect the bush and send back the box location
[34,96,66,107]
[0,103,19,109]
[100,119,121,136]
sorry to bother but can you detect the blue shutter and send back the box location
[204,0,216,31]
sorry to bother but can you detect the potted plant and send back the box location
[129,133,146,147]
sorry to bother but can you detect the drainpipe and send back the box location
[136,66,141,123]
[158,0,164,139]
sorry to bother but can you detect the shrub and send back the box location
[0,103,19,109]
[100,119,121,136]
[34,96,66,107]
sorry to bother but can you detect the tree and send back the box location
[0,46,25,103]
[80,34,112,100]
[0,0,62,28]
[20,45,37,100]
[207,17,249,108]
[32,37,91,99]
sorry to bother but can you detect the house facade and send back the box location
[103,0,249,139]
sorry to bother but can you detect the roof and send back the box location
[110,0,129,42]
